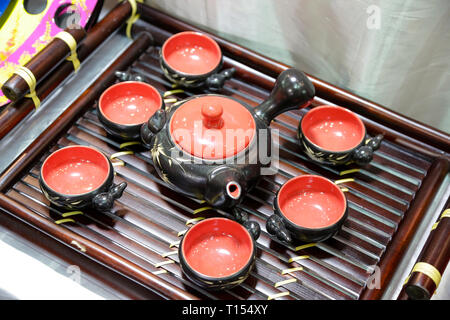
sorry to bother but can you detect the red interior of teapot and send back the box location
[41,146,110,195]
[182,218,253,278]
[277,175,346,229]
[162,31,222,75]
[99,81,162,126]
[301,105,365,152]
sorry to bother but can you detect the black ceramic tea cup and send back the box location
[179,217,260,291]
[266,175,348,243]
[298,105,383,166]
[160,31,235,90]
[97,81,164,141]
[39,145,127,211]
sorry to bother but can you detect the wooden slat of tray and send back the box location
[0,6,448,300]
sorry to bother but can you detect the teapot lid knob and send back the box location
[202,103,224,129]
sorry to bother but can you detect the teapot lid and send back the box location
[169,95,256,159]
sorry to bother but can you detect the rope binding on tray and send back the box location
[288,255,310,263]
[274,278,297,288]
[294,243,316,251]
[123,0,144,39]
[110,150,134,166]
[54,31,81,73]
[404,261,442,289]
[160,251,178,258]
[54,211,84,225]
[267,291,290,300]
[281,267,303,275]
[14,66,40,109]
[152,269,168,275]
[431,208,450,230]
[192,206,213,215]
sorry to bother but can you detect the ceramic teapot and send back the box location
[140,69,315,215]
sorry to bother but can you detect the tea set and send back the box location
[38,31,382,290]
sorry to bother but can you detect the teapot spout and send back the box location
[205,167,245,208]
[254,68,315,124]
[226,181,242,200]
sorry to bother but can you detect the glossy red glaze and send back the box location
[202,103,223,129]
[162,31,222,75]
[99,81,162,125]
[277,175,346,229]
[170,95,255,159]
[301,105,365,152]
[182,218,253,278]
[41,146,110,195]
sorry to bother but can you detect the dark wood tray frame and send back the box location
[0,3,448,300]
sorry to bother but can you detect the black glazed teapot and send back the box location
[140,69,315,216]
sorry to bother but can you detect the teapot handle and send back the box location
[254,69,315,124]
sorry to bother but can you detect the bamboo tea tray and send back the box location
[0,3,449,300]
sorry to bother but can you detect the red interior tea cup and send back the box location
[181,218,254,279]
[301,105,365,152]
[41,146,111,195]
[99,81,162,126]
[277,175,347,229]
[161,31,222,76]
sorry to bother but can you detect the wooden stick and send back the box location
[2,27,86,102]
[400,197,450,299]
[0,1,134,140]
